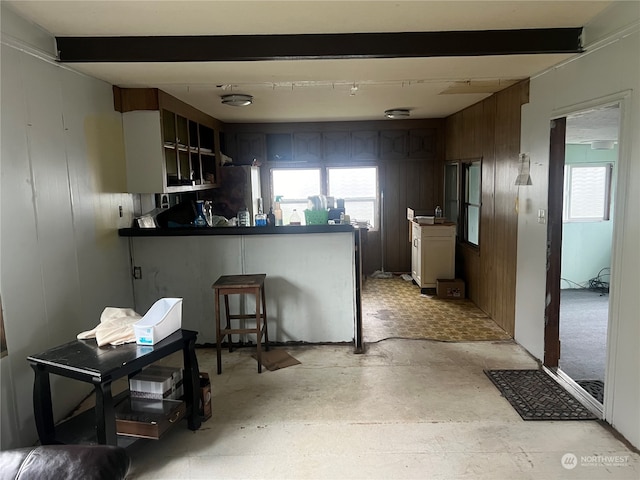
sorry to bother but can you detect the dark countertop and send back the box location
[119,224,356,237]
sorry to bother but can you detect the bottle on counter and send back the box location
[435,205,443,218]
[238,207,251,227]
[289,209,301,226]
[274,196,283,226]
[194,200,207,227]
[267,207,276,226]
[254,199,266,226]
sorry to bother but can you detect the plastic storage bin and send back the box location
[134,298,183,345]
[304,209,329,225]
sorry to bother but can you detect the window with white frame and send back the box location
[271,166,378,227]
[564,163,612,222]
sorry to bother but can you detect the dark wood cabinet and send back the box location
[266,133,293,162]
[409,128,436,159]
[380,130,408,160]
[323,131,350,162]
[236,132,266,165]
[293,132,322,162]
[351,130,379,161]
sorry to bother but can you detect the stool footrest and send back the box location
[227,314,266,320]
[221,327,266,335]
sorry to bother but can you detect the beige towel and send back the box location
[77,307,141,346]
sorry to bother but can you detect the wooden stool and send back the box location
[212,274,269,374]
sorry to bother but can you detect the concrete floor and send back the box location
[126,339,639,479]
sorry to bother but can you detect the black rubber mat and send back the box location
[577,380,605,404]
[484,369,597,420]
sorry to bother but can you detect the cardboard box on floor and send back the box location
[437,279,465,299]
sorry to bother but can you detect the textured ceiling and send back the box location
[5,1,613,125]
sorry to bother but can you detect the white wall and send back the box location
[1,5,135,449]
[515,2,640,447]
[129,232,356,344]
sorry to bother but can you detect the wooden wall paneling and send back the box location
[382,161,403,271]
[445,114,461,161]
[490,83,527,335]
[459,245,481,304]
[479,96,497,318]
[462,104,482,159]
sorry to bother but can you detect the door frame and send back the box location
[543,92,632,418]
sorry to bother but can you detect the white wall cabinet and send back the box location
[411,222,456,289]
[117,88,220,194]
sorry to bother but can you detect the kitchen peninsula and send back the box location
[119,225,360,348]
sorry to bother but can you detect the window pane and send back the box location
[568,166,608,220]
[444,163,458,224]
[344,201,375,227]
[328,167,377,198]
[467,161,481,205]
[467,205,480,245]
[272,169,321,201]
[327,167,377,228]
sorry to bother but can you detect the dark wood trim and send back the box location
[112,86,159,112]
[57,29,582,63]
[544,117,567,368]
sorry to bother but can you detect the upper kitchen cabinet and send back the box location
[114,87,221,194]
[409,128,437,160]
[380,130,409,160]
[351,130,379,161]
[293,132,322,163]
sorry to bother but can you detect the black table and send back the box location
[27,329,202,446]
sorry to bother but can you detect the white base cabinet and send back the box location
[411,222,456,289]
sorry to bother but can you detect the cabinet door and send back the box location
[351,130,379,160]
[266,133,293,162]
[236,133,266,165]
[380,130,408,160]
[293,132,322,162]
[409,128,437,159]
[323,131,350,162]
[420,227,456,287]
[123,110,166,194]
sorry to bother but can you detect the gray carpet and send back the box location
[559,289,608,384]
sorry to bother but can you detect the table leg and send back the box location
[31,364,56,445]
[94,381,117,445]
[182,337,202,431]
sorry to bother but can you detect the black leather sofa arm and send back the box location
[0,445,130,480]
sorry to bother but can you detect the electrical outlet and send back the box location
[119,205,123,218]
[133,266,142,279]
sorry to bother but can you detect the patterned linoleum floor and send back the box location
[362,276,512,342]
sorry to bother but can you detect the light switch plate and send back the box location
[537,209,546,224]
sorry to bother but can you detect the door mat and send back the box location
[484,369,597,420]
[577,380,604,404]
[251,350,300,371]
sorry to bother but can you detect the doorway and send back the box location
[544,103,621,410]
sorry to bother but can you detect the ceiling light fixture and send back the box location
[384,109,410,119]
[221,94,253,107]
